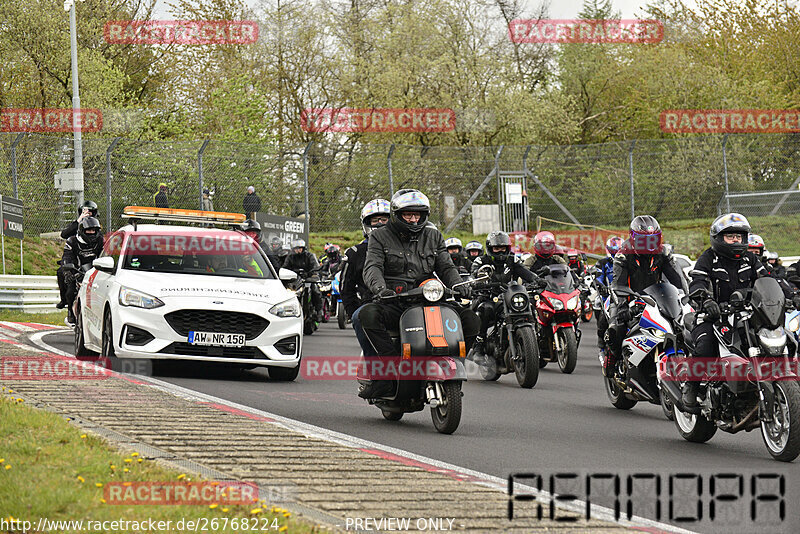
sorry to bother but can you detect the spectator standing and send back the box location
[243,185,262,218]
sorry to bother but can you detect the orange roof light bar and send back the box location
[121,206,246,225]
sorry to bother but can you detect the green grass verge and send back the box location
[0,393,324,533]
[0,310,67,325]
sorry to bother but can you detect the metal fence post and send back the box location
[495,146,504,230]
[105,137,121,229]
[387,144,395,196]
[629,140,636,219]
[722,133,731,213]
[522,145,531,231]
[198,140,210,211]
[10,134,25,274]
[302,142,313,227]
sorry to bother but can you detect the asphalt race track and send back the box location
[43,321,800,534]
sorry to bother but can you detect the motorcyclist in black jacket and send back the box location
[604,215,686,376]
[341,199,391,357]
[683,213,800,411]
[265,236,285,270]
[62,217,104,325]
[358,189,478,398]
[320,243,344,276]
[468,231,544,361]
[57,201,101,309]
[283,239,323,321]
[523,231,567,273]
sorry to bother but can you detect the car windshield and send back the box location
[120,232,275,279]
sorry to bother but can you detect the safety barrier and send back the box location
[0,275,60,313]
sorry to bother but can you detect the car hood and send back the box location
[118,271,292,305]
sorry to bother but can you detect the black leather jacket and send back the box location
[341,240,369,317]
[364,224,461,294]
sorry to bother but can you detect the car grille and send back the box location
[165,310,269,340]
[159,343,266,359]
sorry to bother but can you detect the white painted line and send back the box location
[28,330,695,534]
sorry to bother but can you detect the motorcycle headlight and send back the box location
[510,293,528,311]
[648,327,666,339]
[566,296,580,310]
[319,283,332,292]
[269,298,301,318]
[119,287,164,309]
[422,279,445,302]
[758,327,787,355]
[550,297,564,311]
[788,315,800,333]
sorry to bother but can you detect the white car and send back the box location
[74,211,303,380]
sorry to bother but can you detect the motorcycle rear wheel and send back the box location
[760,381,800,462]
[674,404,717,443]
[431,381,462,434]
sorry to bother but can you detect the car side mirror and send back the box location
[279,268,298,282]
[93,257,115,273]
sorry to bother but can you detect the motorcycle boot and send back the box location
[358,380,394,399]
[681,380,701,414]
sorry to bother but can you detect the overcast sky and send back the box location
[151,0,689,20]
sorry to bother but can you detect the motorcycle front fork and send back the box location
[426,382,444,408]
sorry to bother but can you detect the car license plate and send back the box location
[188,331,245,347]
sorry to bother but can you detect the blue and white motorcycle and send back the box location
[332,271,349,330]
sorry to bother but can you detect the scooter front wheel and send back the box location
[431,381,462,434]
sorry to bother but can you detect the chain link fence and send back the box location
[2,132,800,237]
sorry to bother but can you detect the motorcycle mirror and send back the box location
[641,295,657,307]
[730,290,745,304]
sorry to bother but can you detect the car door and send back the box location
[86,231,124,345]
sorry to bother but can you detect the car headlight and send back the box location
[550,297,564,311]
[118,287,164,309]
[510,293,528,311]
[422,279,445,302]
[566,296,580,310]
[788,315,800,333]
[269,298,301,318]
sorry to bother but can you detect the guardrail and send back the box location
[0,275,60,313]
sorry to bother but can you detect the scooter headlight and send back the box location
[422,279,445,302]
[566,296,580,310]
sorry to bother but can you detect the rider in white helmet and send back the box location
[445,237,472,272]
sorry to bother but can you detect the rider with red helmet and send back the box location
[523,231,566,274]
[566,249,586,277]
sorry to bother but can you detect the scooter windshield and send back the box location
[545,264,575,293]
[643,283,682,320]
[751,277,786,328]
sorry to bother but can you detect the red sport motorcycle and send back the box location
[532,264,582,373]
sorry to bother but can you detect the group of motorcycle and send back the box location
[288,269,349,335]
[588,268,800,462]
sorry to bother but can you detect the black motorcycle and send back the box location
[662,277,800,462]
[470,266,542,388]
[289,269,321,335]
[360,274,488,434]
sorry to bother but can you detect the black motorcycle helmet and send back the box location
[710,213,750,260]
[77,200,98,218]
[241,219,262,242]
[486,230,512,262]
[629,215,662,254]
[78,217,102,246]
[269,236,283,253]
[389,189,430,234]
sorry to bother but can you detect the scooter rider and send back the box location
[57,201,101,309]
[683,214,800,411]
[445,237,472,272]
[604,215,686,376]
[62,217,105,325]
[341,199,391,357]
[469,231,544,361]
[358,189,478,398]
[465,241,483,261]
[284,239,323,321]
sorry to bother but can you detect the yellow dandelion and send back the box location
[8,389,13,393]
[95,483,103,488]
[124,459,132,463]
[5,465,11,470]
[100,498,106,504]
[77,476,85,483]
[279,527,288,532]
[16,398,23,402]
[250,508,262,515]
[283,512,291,518]
[209,504,218,509]
[123,468,129,473]
[130,452,139,457]
[0,459,4,463]
[177,474,186,480]
[221,508,229,513]
[80,434,87,439]
[137,458,143,463]
[220,491,227,498]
